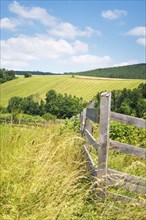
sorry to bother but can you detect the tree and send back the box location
[21,95,39,115]
[138,83,146,98]
[0,68,16,84]
[95,86,146,119]
[7,96,23,113]
[24,72,32,78]
[45,90,86,118]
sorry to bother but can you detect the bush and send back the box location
[42,112,56,121]
[24,72,32,78]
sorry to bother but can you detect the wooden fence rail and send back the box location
[80,91,146,200]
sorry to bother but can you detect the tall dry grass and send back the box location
[0,123,145,220]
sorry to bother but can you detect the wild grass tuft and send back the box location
[0,123,146,219]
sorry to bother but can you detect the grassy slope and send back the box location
[0,123,146,220]
[74,63,146,79]
[1,75,144,106]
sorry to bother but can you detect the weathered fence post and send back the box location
[97,92,111,177]
[80,108,86,135]
[86,100,94,134]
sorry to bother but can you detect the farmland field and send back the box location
[0,75,144,106]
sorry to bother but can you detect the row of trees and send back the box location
[0,68,16,84]
[0,68,33,84]
[75,64,146,79]
[7,90,87,119]
[95,83,146,119]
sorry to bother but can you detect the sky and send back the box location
[0,0,146,73]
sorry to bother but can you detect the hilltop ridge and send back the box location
[15,63,146,79]
[72,63,146,79]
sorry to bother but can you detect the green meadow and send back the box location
[0,75,144,106]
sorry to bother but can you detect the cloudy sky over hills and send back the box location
[1,0,145,73]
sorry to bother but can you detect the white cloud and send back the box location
[66,54,112,71]
[1,35,89,71]
[112,60,139,67]
[0,17,20,30]
[1,35,88,59]
[136,38,146,46]
[0,34,112,72]
[126,27,146,36]
[71,54,111,64]
[101,9,127,20]
[9,1,56,26]
[7,1,100,39]
[1,60,30,70]
[125,26,146,47]
[48,22,101,39]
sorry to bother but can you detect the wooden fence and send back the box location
[80,92,146,200]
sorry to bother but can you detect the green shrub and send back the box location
[42,112,56,121]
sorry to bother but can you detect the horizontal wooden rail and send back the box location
[110,140,146,159]
[110,112,146,129]
[107,192,146,205]
[106,176,146,195]
[108,169,146,187]
[86,108,99,122]
[80,92,146,198]
[84,129,99,151]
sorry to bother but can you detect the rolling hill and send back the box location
[1,75,144,106]
[15,64,146,79]
[72,63,146,79]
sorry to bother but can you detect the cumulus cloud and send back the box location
[0,35,89,71]
[48,22,101,39]
[71,54,111,64]
[0,17,20,30]
[6,1,100,39]
[136,38,146,46]
[1,60,30,70]
[64,54,112,71]
[125,26,146,47]
[9,1,57,26]
[126,27,146,36]
[1,35,88,59]
[0,34,112,72]
[101,9,127,20]
[0,1,111,72]
[112,60,139,67]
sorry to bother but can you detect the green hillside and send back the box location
[1,75,144,106]
[73,63,146,79]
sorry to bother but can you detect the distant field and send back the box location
[1,75,144,106]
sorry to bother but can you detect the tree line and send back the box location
[0,68,16,84]
[6,90,87,119]
[0,68,33,84]
[95,83,146,119]
[1,84,145,121]
[74,64,146,79]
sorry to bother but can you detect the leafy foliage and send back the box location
[16,70,55,75]
[24,72,32,78]
[95,84,146,118]
[73,63,146,79]
[138,83,146,98]
[0,68,16,84]
[110,122,146,148]
[7,90,87,119]
[1,74,143,106]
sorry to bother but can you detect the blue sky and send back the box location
[0,0,145,73]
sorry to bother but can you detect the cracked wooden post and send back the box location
[97,92,111,177]
[86,100,94,134]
